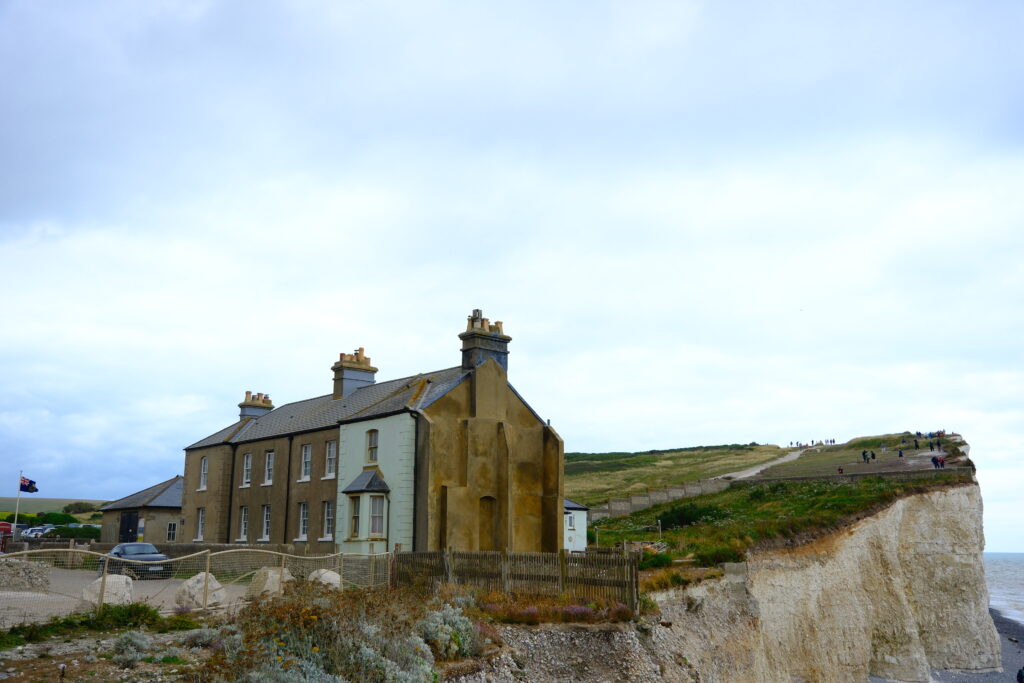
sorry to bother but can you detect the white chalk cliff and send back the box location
[461,484,1000,682]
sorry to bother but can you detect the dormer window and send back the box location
[366,430,379,462]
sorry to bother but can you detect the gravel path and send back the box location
[714,448,806,480]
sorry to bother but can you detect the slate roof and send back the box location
[563,498,589,511]
[341,469,391,494]
[100,476,183,511]
[186,366,471,450]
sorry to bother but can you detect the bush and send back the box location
[658,503,728,529]
[42,526,100,540]
[693,546,744,566]
[638,552,672,570]
[112,630,152,669]
[63,502,97,514]
[415,604,478,659]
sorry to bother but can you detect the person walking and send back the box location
[914,439,919,449]
[898,448,904,458]
[931,455,939,469]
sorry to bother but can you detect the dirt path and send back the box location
[714,448,807,480]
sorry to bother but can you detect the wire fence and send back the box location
[0,548,389,629]
[1,548,640,628]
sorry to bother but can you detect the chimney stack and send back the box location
[238,390,274,419]
[332,347,378,399]
[459,309,511,370]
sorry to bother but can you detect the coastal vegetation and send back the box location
[593,472,971,570]
[565,442,789,506]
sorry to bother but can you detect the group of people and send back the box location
[789,439,837,447]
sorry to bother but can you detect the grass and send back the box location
[592,473,971,566]
[752,433,966,479]
[0,604,202,650]
[565,443,791,506]
[0,498,108,515]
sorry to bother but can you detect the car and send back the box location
[98,543,171,579]
[21,527,45,539]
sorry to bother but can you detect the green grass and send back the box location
[565,443,792,506]
[0,497,108,514]
[1,603,201,650]
[592,473,970,566]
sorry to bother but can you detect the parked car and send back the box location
[97,543,171,579]
[21,527,45,539]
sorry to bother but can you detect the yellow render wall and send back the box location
[421,359,563,552]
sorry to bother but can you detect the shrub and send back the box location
[42,526,100,540]
[63,502,97,514]
[693,546,744,566]
[415,604,478,659]
[638,551,672,570]
[112,630,152,669]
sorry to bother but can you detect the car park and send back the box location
[97,542,171,579]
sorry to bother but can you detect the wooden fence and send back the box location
[392,549,638,612]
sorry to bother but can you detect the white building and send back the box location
[563,498,589,552]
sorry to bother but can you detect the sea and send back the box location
[984,552,1024,625]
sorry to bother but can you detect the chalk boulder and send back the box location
[79,574,132,609]
[308,568,341,588]
[175,572,226,609]
[245,567,294,598]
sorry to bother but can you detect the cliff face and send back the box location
[459,484,1000,683]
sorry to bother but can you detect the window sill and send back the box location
[196,487,207,492]
[293,536,308,542]
[192,538,204,542]
[296,477,310,483]
[261,482,273,487]
[317,536,333,542]
[234,538,248,543]
[321,474,336,480]
[256,537,270,543]
[239,484,250,489]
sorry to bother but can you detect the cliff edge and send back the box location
[460,484,1000,682]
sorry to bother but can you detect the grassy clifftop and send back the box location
[565,443,789,507]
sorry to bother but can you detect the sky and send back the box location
[1,1,1021,550]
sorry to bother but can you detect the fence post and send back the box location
[98,552,109,612]
[202,551,211,610]
[369,552,375,586]
[444,547,454,584]
[501,548,510,592]
[558,548,567,594]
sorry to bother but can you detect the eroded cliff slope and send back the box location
[461,484,1000,682]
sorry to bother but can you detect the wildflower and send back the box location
[311,646,319,653]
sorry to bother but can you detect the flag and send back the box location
[19,477,37,493]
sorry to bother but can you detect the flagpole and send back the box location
[13,470,23,538]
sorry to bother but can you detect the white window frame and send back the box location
[366,430,378,463]
[323,440,337,479]
[259,504,271,541]
[198,456,208,491]
[295,502,308,541]
[370,495,385,537]
[298,444,312,481]
[263,452,274,486]
[194,507,205,542]
[237,506,249,541]
[319,500,334,541]
[568,513,576,530]
[166,522,177,542]
[241,453,252,487]
[349,496,360,538]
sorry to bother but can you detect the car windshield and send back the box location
[122,544,159,555]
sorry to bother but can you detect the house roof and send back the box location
[341,469,391,494]
[100,476,183,511]
[563,498,589,511]
[186,366,472,450]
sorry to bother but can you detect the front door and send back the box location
[118,511,139,542]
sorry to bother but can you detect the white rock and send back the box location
[307,568,341,588]
[245,566,295,598]
[174,572,226,609]
[78,574,133,609]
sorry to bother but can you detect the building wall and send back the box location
[563,510,588,552]
[182,444,234,543]
[183,428,340,553]
[337,413,416,553]
[100,508,182,544]
[418,359,564,552]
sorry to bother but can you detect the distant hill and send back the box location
[0,497,109,514]
[565,443,789,507]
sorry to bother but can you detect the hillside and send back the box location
[0,497,108,515]
[565,443,790,507]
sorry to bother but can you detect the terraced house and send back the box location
[181,310,564,554]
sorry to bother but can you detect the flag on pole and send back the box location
[19,477,38,493]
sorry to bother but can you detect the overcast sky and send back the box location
[2,1,1021,550]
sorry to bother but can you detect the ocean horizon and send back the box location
[984,552,1024,626]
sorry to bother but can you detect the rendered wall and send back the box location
[337,413,416,553]
[419,359,563,552]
